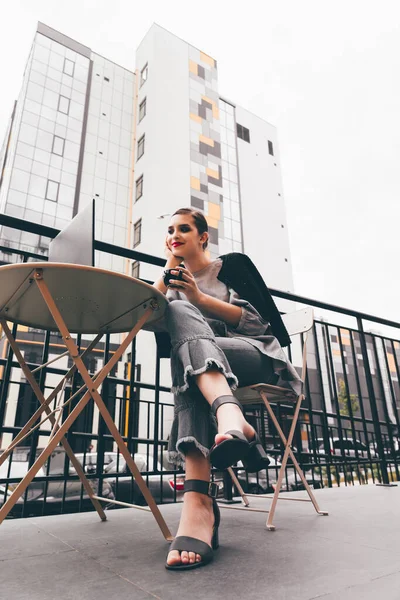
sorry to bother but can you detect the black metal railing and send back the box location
[0,214,399,518]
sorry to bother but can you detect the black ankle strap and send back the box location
[211,395,243,417]
[184,479,219,499]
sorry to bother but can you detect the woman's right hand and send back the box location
[152,237,183,293]
[164,236,183,268]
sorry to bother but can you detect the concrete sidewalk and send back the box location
[1,485,400,600]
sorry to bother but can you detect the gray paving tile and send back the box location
[0,519,72,562]
[317,569,400,600]
[251,486,400,554]
[0,549,115,590]
[3,570,157,600]
[0,548,158,599]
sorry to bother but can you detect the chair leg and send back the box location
[264,393,302,530]
[259,391,328,529]
[227,467,250,506]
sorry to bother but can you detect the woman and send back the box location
[152,208,302,570]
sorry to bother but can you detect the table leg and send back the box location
[0,321,107,521]
[34,275,173,541]
[0,297,152,524]
[0,328,102,463]
[0,382,96,523]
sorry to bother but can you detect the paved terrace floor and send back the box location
[1,485,400,600]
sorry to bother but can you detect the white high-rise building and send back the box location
[133,26,293,297]
[0,22,296,445]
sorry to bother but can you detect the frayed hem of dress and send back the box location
[171,358,239,395]
[168,437,210,467]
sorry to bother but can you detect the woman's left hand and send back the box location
[168,267,204,306]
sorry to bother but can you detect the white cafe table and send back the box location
[0,262,172,540]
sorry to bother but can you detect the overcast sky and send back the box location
[1,0,399,333]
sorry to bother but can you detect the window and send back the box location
[236,123,250,143]
[63,58,75,77]
[140,63,148,87]
[139,98,146,122]
[133,218,142,248]
[2,241,12,255]
[58,95,70,115]
[268,140,274,156]
[135,175,143,201]
[137,135,145,160]
[131,260,140,279]
[46,180,59,202]
[52,135,65,156]
[38,235,50,251]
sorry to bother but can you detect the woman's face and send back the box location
[166,214,207,259]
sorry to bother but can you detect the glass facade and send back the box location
[78,53,134,273]
[0,30,135,274]
[219,99,243,254]
[0,32,90,257]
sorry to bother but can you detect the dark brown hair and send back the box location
[172,207,209,250]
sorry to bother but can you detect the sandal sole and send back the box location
[210,438,250,470]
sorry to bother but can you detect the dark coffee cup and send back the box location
[163,264,185,287]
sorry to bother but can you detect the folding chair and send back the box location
[222,307,328,530]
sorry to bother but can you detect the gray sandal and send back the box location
[165,480,220,571]
[209,395,270,471]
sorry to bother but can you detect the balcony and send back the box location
[0,213,399,514]
[1,214,400,596]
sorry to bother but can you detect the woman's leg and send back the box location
[167,301,276,458]
[165,302,275,566]
[165,301,229,567]
[167,449,214,567]
[195,369,256,445]
[196,337,276,444]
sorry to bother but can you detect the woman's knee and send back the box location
[165,300,204,329]
[166,300,195,316]
[166,301,217,358]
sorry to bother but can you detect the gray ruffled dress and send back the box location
[155,258,303,466]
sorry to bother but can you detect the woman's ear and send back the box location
[200,232,209,245]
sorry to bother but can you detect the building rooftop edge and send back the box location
[36,22,135,74]
[219,95,276,129]
[136,22,217,63]
[37,22,91,58]
[35,22,274,126]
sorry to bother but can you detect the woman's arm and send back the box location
[153,239,183,294]
[168,266,242,327]
[196,293,242,327]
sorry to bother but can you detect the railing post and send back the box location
[218,469,241,504]
[153,348,161,473]
[0,323,18,445]
[357,317,390,485]
[370,335,400,482]
[95,333,110,498]
[314,323,332,487]
[127,338,139,456]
